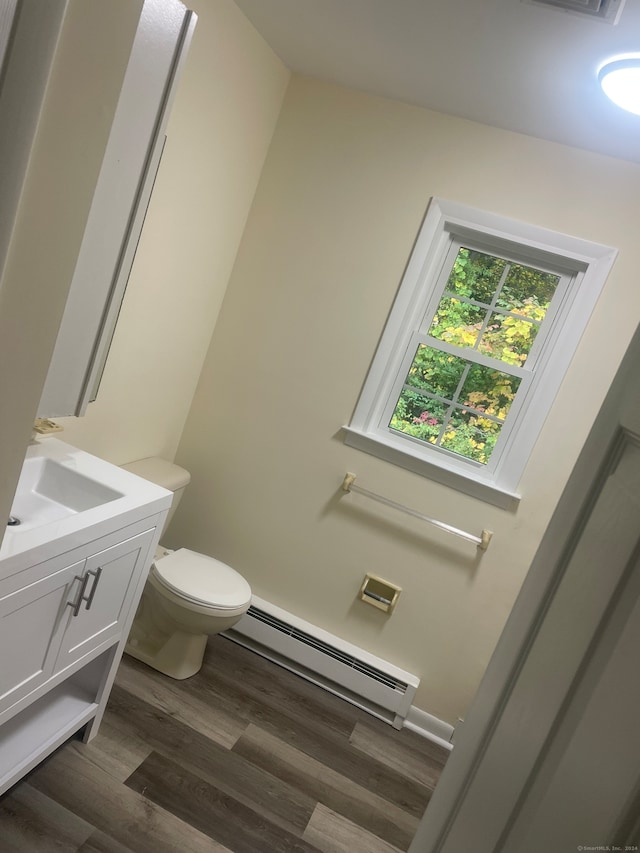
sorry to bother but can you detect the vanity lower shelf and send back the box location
[0,680,98,795]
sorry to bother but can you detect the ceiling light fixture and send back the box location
[598,56,640,115]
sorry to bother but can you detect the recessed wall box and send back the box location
[359,574,401,614]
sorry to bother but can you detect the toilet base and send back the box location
[125,628,207,680]
[124,576,246,680]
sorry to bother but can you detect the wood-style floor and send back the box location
[0,635,448,852]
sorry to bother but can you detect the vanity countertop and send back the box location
[1,437,171,574]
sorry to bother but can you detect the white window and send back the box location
[343,199,617,507]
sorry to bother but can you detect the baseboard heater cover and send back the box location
[223,595,419,729]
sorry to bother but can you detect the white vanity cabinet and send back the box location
[0,524,155,719]
[0,439,172,796]
[0,555,87,716]
[56,529,154,672]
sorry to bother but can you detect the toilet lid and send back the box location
[153,548,251,609]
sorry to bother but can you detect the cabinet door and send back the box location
[37,1,196,418]
[56,530,154,671]
[0,559,85,716]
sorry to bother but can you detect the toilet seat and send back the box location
[152,547,251,613]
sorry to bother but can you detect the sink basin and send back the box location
[0,437,172,565]
[9,457,123,532]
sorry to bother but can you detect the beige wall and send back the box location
[170,76,640,724]
[5,0,638,727]
[58,0,290,464]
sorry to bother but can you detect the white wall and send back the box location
[57,0,290,464]
[170,76,640,724]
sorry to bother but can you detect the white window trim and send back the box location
[343,199,617,508]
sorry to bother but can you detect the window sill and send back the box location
[341,426,521,511]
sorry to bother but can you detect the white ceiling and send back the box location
[233,0,640,164]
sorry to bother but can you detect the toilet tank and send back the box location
[121,456,190,537]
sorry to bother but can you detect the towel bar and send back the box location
[341,472,492,551]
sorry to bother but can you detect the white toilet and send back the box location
[121,456,251,679]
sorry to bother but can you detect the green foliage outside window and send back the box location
[389,248,559,464]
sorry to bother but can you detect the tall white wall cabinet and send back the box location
[38,0,196,417]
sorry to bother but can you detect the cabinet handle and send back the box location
[82,567,102,611]
[67,573,90,617]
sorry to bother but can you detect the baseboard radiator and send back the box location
[222,595,419,729]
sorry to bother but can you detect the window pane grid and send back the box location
[432,295,544,363]
[428,247,560,371]
[389,341,522,463]
[438,295,545,333]
[402,385,505,424]
[390,388,507,464]
[398,383,506,426]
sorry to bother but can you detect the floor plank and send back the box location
[200,638,364,739]
[233,722,420,850]
[252,707,431,817]
[68,718,153,783]
[303,803,403,853]
[106,684,316,836]
[126,750,324,853]
[0,784,93,853]
[175,644,431,818]
[116,655,245,749]
[77,830,136,853]
[349,720,445,789]
[27,746,232,853]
